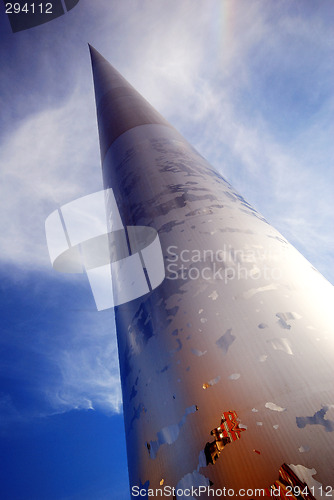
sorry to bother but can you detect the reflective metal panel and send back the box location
[89,46,334,499]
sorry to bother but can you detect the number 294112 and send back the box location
[5,3,53,14]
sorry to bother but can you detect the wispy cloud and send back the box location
[0,89,101,269]
[1,0,332,279]
[45,312,122,416]
[0,280,122,427]
[0,0,333,427]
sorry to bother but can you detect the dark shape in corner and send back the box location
[64,0,80,10]
[5,0,81,33]
[204,411,246,465]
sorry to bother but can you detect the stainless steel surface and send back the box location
[90,46,334,499]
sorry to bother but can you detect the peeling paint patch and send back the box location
[130,376,139,401]
[273,425,279,430]
[130,385,137,400]
[208,290,218,301]
[146,404,198,459]
[158,364,170,373]
[175,471,210,499]
[288,464,323,495]
[216,328,236,354]
[200,317,207,324]
[298,445,310,453]
[130,403,146,430]
[191,348,207,357]
[265,402,286,412]
[276,313,292,329]
[193,283,209,297]
[170,339,182,354]
[228,373,240,380]
[252,408,259,413]
[256,422,263,426]
[243,283,277,299]
[202,376,220,389]
[276,312,301,329]
[296,406,334,432]
[259,355,268,362]
[159,219,185,234]
[269,338,294,355]
[197,449,207,469]
[175,450,210,499]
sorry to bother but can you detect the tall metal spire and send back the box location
[89,46,334,499]
[89,45,172,162]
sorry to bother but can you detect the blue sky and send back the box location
[0,1,333,499]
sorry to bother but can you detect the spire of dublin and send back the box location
[58,45,334,498]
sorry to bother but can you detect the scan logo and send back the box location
[4,0,81,33]
[45,189,165,310]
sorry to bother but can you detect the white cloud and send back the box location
[48,324,122,415]
[0,300,123,425]
[0,88,102,269]
[1,0,333,426]
[2,0,332,282]
[39,304,123,416]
